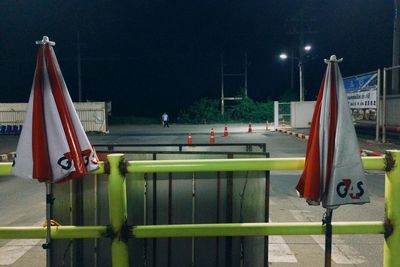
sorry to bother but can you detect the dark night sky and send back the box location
[0,1,394,117]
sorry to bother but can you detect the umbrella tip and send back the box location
[35,36,56,46]
[324,55,343,64]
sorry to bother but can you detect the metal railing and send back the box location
[0,151,399,267]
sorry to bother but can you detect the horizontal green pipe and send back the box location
[0,156,386,176]
[0,162,106,176]
[0,226,107,239]
[127,157,385,173]
[133,222,384,238]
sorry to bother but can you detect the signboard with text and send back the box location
[343,72,378,121]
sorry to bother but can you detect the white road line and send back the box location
[269,235,297,263]
[268,219,297,263]
[289,210,366,264]
[0,219,44,265]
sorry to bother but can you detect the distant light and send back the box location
[304,45,312,51]
[279,53,288,60]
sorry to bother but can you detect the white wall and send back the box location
[290,101,315,128]
[0,102,108,133]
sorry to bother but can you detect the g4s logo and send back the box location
[336,179,365,199]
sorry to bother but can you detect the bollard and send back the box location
[107,154,129,267]
[384,150,400,267]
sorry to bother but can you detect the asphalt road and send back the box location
[0,123,388,266]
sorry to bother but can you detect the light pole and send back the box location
[280,45,312,102]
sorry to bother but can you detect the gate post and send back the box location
[384,150,400,267]
[108,154,129,267]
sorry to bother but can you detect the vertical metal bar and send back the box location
[324,209,333,267]
[144,173,148,266]
[191,172,196,267]
[264,153,270,266]
[152,153,157,267]
[45,182,52,267]
[383,150,400,267]
[376,69,381,142]
[216,171,221,267]
[94,174,98,267]
[167,172,172,267]
[383,68,387,143]
[107,154,129,267]
[225,154,233,267]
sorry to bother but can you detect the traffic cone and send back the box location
[248,123,252,133]
[210,128,215,144]
[265,121,269,130]
[223,125,228,137]
[187,132,193,144]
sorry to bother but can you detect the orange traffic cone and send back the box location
[248,123,252,133]
[223,125,228,137]
[210,128,215,144]
[187,132,193,144]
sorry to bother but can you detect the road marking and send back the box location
[0,219,44,265]
[269,235,297,263]
[268,219,297,263]
[289,210,366,264]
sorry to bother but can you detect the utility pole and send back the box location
[286,0,317,101]
[77,31,83,102]
[221,54,225,115]
[392,0,400,94]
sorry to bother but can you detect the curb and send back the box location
[276,128,309,140]
[276,128,382,156]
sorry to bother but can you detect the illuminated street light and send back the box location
[279,53,288,60]
[279,45,313,102]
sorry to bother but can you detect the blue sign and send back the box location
[343,73,377,93]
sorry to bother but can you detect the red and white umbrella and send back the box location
[12,36,99,265]
[13,36,98,182]
[295,55,369,266]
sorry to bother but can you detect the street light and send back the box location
[280,45,312,102]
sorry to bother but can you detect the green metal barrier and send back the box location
[0,152,398,267]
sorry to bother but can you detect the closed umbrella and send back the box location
[12,36,99,266]
[296,55,369,267]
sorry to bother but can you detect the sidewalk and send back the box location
[275,127,400,156]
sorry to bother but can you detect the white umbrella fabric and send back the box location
[12,36,99,266]
[296,55,369,266]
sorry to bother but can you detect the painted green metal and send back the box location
[93,161,106,174]
[0,226,106,239]
[0,161,106,176]
[133,221,384,238]
[0,157,385,177]
[107,154,129,267]
[0,162,12,176]
[384,150,400,267]
[126,156,384,173]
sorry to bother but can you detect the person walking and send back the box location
[162,112,169,128]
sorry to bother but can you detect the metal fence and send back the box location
[0,152,399,267]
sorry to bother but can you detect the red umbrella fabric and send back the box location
[296,55,369,209]
[12,36,99,183]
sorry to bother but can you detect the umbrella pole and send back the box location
[323,208,333,267]
[43,182,53,267]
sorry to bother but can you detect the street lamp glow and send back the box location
[279,53,288,60]
[304,45,312,52]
